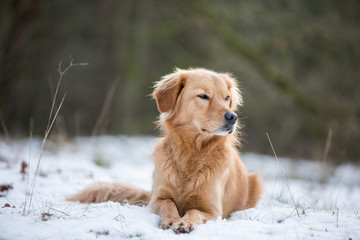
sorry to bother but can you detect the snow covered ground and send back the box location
[0,136,359,240]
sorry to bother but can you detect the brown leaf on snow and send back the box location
[41,212,54,221]
[2,203,11,208]
[20,161,28,174]
[0,184,13,192]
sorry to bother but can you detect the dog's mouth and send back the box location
[201,123,236,136]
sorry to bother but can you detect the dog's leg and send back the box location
[171,209,216,234]
[151,199,181,230]
[246,173,262,208]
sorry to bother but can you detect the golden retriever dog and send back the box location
[67,68,262,234]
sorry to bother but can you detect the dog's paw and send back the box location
[160,218,179,230]
[171,219,195,234]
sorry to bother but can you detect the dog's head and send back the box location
[153,68,242,136]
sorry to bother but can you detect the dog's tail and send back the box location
[246,173,262,208]
[66,182,151,205]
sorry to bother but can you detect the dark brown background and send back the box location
[1,0,359,163]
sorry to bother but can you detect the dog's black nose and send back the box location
[224,112,238,124]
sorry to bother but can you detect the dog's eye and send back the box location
[197,94,209,100]
[225,96,230,101]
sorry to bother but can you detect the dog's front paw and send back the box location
[171,219,195,234]
[160,218,179,230]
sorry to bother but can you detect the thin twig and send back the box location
[49,207,70,216]
[47,56,88,131]
[25,56,88,214]
[22,118,34,215]
[266,132,300,218]
[27,93,67,214]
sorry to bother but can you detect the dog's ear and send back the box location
[222,73,243,110]
[153,70,186,113]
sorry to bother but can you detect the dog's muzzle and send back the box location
[224,112,238,125]
[220,112,238,135]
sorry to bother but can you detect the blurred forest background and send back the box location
[0,0,359,164]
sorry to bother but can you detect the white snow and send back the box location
[0,136,359,240]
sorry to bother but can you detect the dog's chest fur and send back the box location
[155,138,229,193]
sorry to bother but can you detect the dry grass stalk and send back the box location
[91,77,120,138]
[48,78,68,143]
[22,118,33,215]
[266,132,300,218]
[25,56,88,214]
[0,110,10,142]
[54,115,68,143]
[320,128,333,183]
[322,128,333,165]
[27,93,66,214]
[46,55,88,131]
[49,207,70,216]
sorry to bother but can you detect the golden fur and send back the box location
[67,68,262,234]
